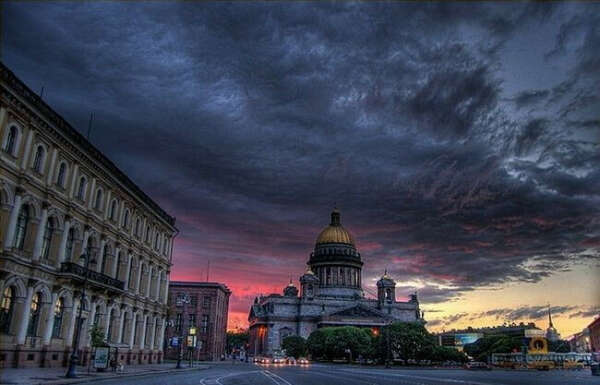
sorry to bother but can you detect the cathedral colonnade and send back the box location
[0,62,177,368]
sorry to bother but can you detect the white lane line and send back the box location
[199,370,263,385]
[263,370,294,385]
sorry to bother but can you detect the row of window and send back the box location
[174,313,210,334]
[2,124,171,256]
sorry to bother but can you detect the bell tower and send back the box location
[376,270,396,309]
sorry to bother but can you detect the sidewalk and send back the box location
[0,363,209,385]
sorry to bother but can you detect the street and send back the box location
[86,363,600,385]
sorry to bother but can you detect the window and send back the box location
[163,238,169,255]
[145,226,150,243]
[93,307,100,326]
[201,315,209,334]
[52,297,64,338]
[27,292,41,337]
[188,314,196,327]
[41,218,55,261]
[175,313,182,333]
[0,286,14,333]
[76,177,87,200]
[154,233,159,250]
[190,295,198,308]
[109,200,117,221]
[56,162,67,187]
[3,125,18,155]
[122,210,129,229]
[14,205,29,250]
[65,228,75,262]
[32,145,45,173]
[135,219,141,237]
[94,189,103,211]
[132,314,138,342]
[202,297,211,309]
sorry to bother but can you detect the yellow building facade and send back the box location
[0,62,177,368]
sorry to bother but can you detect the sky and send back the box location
[2,1,599,337]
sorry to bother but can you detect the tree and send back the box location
[226,330,249,354]
[282,336,307,358]
[463,335,522,363]
[382,322,436,361]
[89,324,107,348]
[307,327,373,361]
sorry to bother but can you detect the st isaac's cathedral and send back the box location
[248,209,424,355]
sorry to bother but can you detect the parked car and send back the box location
[298,357,310,365]
[465,362,492,370]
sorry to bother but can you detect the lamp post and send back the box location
[175,293,191,369]
[66,252,97,378]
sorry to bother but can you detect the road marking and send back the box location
[199,370,263,385]
[263,370,294,385]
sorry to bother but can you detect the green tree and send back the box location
[89,324,107,347]
[307,327,373,361]
[226,331,249,354]
[463,335,522,362]
[382,322,436,361]
[282,336,307,358]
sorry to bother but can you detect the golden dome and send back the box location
[315,209,355,245]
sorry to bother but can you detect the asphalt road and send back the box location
[90,363,600,385]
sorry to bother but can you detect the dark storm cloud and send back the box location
[3,2,599,311]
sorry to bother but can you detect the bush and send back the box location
[282,336,307,358]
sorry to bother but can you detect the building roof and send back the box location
[169,281,231,294]
[0,61,176,227]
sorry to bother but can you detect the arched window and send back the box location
[65,228,75,262]
[94,189,103,211]
[100,245,108,274]
[27,292,41,336]
[52,297,64,338]
[32,145,45,173]
[86,237,96,262]
[145,226,150,243]
[93,306,100,326]
[41,217,55,261]
[122,210,129,229]
[109,200,117,221]
[154,233,159,250]
[77,177,87,200]
[3,125,18,155]
[0,286,14,333]
[163,238,169,255]
[56,162,67,187]
[14,204,29,250]
[135,218,141,237]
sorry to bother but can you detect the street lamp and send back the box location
[175,293,191,369]
[66,252,97,378]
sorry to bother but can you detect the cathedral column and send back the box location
[64,298,79,347]
[139,313,148,349]
[157,318,166,351]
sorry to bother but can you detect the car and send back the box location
[272,357,285,364]
[260,357,272,364]
[465,361,492,370]
[298,357,310,365]
[286,357,297,365]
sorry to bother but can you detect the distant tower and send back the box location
[376,270,396,309]
[299,266,319,300]
[283,279,298,297]
[545,304,561,342]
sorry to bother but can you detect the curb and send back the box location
[32,366,210,385]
